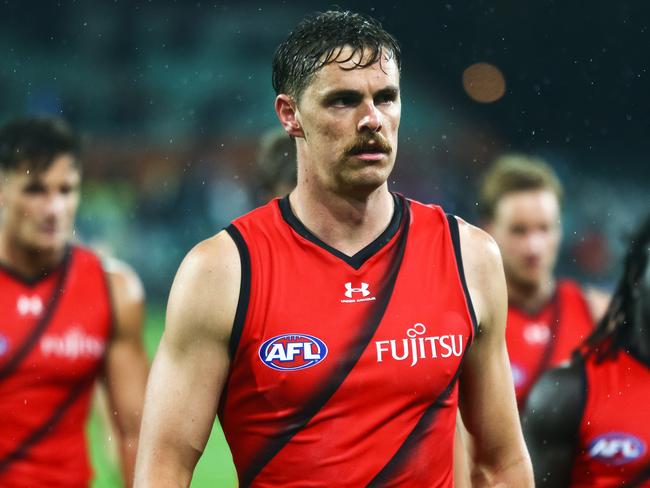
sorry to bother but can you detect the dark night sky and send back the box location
[1,1,648,170]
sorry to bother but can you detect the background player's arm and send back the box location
[103,259,149,486]
[455,218,534,487]
[134,231,239,487]
[522,362,586,487]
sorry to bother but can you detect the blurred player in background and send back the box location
[524,215,650,487]
[136,9,532,487]
[253,128,297,204]
[0,116,148,487]
[479,154,609,409]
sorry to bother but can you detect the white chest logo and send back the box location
[17,295,43,317]
[40,327,106,360]
[523,323,551,345]
[341,282,376,303]
[375,323,464,367]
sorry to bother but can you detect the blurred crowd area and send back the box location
[2,1,648,303]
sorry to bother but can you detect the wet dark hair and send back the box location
[582,215,650,361]
[272,10,401,100]
[0,116,81,172]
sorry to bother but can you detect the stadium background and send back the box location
[1,1,648,486]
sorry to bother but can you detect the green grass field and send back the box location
[88,306,238,487]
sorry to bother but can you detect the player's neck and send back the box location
[508,276,556,314]
[289,184,394,257]
[0,232,67,280]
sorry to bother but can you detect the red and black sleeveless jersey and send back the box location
[570,350,650,487]
[0,245,113,488]
[219,194,478,487]
[506,280,594,409]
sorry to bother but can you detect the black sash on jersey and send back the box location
[0,367,97,475]
[368,335,471,486]
[368,215,476,485]
[0,247,72,382]
[241,201,411,487]
[0,247,84,474]
[527,290,562,395]
[620,456,650,487]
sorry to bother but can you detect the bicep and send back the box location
[141,325,230,464]
[455,218,532,483]
[522,363,586,487]
[457,225,519,455]
[135,233,240,485]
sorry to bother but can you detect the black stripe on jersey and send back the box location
[446,214,479,337]
[367,347,467,487]
[621,458,650,487]
[0,367,98,475]
[242,202,412,487]
[278,192,404,270]
[0,246,72,382]
[225,224,252,360]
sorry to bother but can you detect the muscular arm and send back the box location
[134,231,240,487]
[103,259,149,486]
[455,218,534,487]
[522,360,586,487]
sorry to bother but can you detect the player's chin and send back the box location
[340,169,390,193]
[32,234,69,254]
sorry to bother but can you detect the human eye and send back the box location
[325,91,360,108]
[331,96,355,107]
[375,90,397,105]
[22,181,46,195]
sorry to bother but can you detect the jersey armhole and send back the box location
[445,214,479,338]
[225,224,251,360]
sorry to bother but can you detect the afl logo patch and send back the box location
[587,432,646,465]
[259,333,328,371]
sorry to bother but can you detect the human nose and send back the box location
[44,193,66,217]
[357,102,382,133]
[524,231,545,254]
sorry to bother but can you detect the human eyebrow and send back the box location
[322,89,363,107]
[22,180,46,194]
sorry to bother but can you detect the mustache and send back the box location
[344,134,392,156]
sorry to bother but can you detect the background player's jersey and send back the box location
[506,280,594,408]
[0,246,113,488]
[570,351,650,487]
[219,195,477,487]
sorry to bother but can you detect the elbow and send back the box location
[471,454,534,487]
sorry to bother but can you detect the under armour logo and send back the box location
[17,295,44,317]
[523,323,551,345]
[344,282,370,298]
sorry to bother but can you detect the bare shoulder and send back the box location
[165,229,241,348]
[102,257,145,339]
[452,216,506,331]
[583,286,611,322]
[454,216,503,274]
[104,256,145,304]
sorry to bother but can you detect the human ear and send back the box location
[275,94,304,138]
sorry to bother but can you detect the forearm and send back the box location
[134,441,198,488]
[471,454,534,487]
[119,432,139,487]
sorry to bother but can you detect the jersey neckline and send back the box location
[0,245,72,287]
[278,192,405,270]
